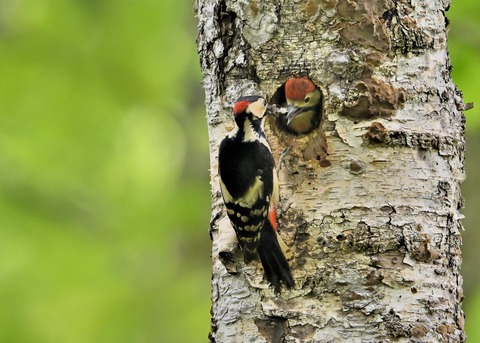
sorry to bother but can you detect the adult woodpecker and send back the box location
[218,95,294,291]
[283,77,322,135]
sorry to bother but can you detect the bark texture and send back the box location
[197,0,466,341]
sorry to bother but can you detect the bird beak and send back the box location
[265,104,274,116]
[286,105,302,125]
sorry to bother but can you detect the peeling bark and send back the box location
[197,0,466,341]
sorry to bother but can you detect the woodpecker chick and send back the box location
[218,96,294,291]
[283,77,322,135]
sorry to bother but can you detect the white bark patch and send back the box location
[232,0,278,49]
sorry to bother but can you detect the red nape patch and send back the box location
[233,100,250,116]
[268,206,278,232]
[285,77,316,101]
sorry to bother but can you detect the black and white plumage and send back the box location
[218,96,294,291]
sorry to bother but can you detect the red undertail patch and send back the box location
[268,206,278,232]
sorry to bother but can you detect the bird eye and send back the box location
[304,97,310,103]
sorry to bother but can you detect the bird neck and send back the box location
[234,114,264,142]
[289,109,316,134]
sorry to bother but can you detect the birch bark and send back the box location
[196,0,466,341]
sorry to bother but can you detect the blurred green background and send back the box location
[0,1,477,342]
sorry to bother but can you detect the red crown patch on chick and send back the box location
[285,78,316,101]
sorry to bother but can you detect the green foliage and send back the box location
[0,1,210,342]
[0,0,478,341]
[449,0,480,129]
[449,1,480,341]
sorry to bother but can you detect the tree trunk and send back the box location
[197,0,466,341]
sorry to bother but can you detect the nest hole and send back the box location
[269,77,324,136]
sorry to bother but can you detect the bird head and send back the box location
[284,78,321,126]
[233,96,267,121]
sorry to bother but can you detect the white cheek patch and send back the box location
[248,100,266,119]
